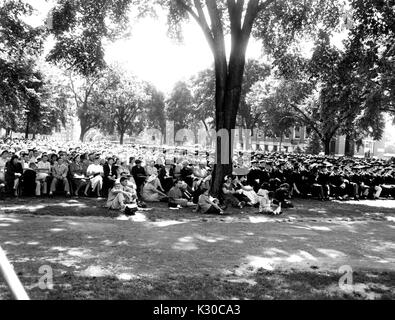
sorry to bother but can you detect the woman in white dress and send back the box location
[85,156,104,197]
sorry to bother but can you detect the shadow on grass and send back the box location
[2,269,393,300]
[2,197,395,222]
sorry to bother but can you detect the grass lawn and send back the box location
[1,197,395,300]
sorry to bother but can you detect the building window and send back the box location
[264,145,269,151]
[273,145,278,152]
[294,126,301,139]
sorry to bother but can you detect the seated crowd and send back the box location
[1,138,395,216]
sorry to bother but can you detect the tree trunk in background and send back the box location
[25,118,29,139]
[279,132,283,153]
[211,60,246,196]
[345,135,355,157]
[119,131,124,145]
[323,138,331,155]
[79,126,88,142]
[238,126,244,149]
[79,115,90,142]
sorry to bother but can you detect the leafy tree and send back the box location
[99,72,149,145]
[166,81,193,133]
[246,75,298,150]
[0,0,44,58]
[274,29,374,155]
[69,69,119,141]
[189,68,215,140]
[0,0,46,135]
[305,131,322,155]
[238,59,270,134]
[48,0,344,195]
[47,0,131,77]
[347,0,395,117]
[145,84,167,141]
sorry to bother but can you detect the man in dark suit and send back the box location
[103,157,117,197]
[131,159,147,199]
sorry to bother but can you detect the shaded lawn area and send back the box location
[1,197,395,222]
[1,266,394,300]
[1,198,394,300]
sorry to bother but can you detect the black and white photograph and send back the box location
[0,0,395,305]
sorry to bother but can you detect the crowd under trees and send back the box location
[0,0,394,195]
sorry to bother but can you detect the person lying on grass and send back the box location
[195,188,224,215]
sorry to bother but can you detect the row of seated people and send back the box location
[0,150,214,201]
[246,160,395,201]
[0,149,284,215]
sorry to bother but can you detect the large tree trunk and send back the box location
[79,116,90,142]
[210,58,246,196]
[202,0,258,196]
[79,126,88,142]
[119,131,125,145]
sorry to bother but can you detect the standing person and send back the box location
[85,156,104,198]
[103,157,117,197]
[49,157,71,197]
[131,159,147,198]
[5,155,23,196]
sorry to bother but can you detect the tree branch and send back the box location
[241,0,260,42]
[290,104,323,140]
[176,0,216,54]
[205,0,227,63]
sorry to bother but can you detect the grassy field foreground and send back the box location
[1,197,395,300]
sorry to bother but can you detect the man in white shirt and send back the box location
[106,177,137,212]
[49,157,70,196]
[36,154,51,195]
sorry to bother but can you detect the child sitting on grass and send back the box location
[257,183,282,215]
